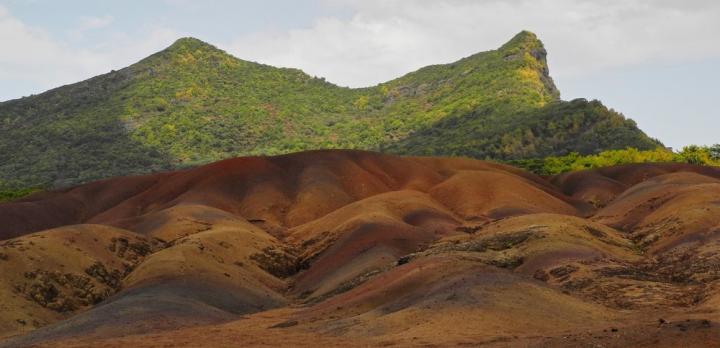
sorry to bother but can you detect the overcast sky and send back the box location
[1,0,718,148]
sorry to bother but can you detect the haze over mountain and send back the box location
[0,31,660,190]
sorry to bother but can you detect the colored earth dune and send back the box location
[0,150,718,347]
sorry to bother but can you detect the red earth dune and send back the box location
[0,150,719,347]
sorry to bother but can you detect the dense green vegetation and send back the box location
[385,98,660,158]
[509,145,720,175]
[0,187,41,203]
[0,31,659,190]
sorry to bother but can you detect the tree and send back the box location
[709,144,720,161]
[353,96,369,111]
[678,145,710,165]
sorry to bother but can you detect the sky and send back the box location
[0,0,718,149]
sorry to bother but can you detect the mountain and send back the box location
[0,31,660,189]
[1,150,718,346]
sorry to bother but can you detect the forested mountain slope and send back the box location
[0,31,659,189]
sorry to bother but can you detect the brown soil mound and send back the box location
[1,150,719,347]
[0,225,160,338]
[285,190,460,300]
[552,163,720,208]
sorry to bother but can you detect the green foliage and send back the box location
[510,145,720,175]
[0,187,41,203]
[710,144,720,161]
[384,98,661,159]
[0,32,660,190]
[677,145,718,165]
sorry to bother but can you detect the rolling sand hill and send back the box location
[0,150,718,347]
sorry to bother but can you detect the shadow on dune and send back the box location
[0,277,283,348]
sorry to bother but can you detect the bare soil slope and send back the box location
[0,151,718,347]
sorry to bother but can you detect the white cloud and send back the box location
[68,14,114,39]
[0,6,100,92]
[2,0,719,100]
[79,15,114,31]
[221,0,720,87]
[0,5,179,100]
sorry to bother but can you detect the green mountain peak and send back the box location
[501,30,542,49]
[499,30,558,100]
[166,37,217,51]
[0,31,660,190]
[137,36,241,72]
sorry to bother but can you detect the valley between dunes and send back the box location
[0,150,719,347]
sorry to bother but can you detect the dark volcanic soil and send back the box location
[1,150,719,347]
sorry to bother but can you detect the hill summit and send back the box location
[0,31,660,189]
